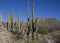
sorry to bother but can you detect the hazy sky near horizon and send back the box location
[0,0,60,22]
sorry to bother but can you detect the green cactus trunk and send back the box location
[0,11,2,29]
[7,13,11,30]
[17,11,21,33]
[17,11,21,39]
[10,11,14,31]
[32,3,36,40]
[7,21,9,30]
[26,2,31,40]
[35,19,37,32]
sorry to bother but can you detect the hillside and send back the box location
[0,18,60,43]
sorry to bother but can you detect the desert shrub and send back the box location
[48,26,54,33]
[37,26,48,35]
[52,33,60,43]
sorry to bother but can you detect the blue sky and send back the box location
[0,0,60,22]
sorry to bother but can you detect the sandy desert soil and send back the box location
[0,27,26,43]
[0,27,59,43]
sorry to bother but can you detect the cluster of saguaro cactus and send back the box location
[26,2,36,40]
[26,3,36,41]
[7,11,21,39]
[7,3,36,40]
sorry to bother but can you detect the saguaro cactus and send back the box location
[26,2,30,39]
[10,11,14,31]
[32,3,36,40]
[17,11,21,33]
[7,14,9,30]
[17,11,21,39]
[35,19,37,32]
[0,11,2,29]
[7,12,11,30]
[7,21,9,30]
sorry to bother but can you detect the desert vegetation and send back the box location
[0,2,60,43]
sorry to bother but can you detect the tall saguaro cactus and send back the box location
[10,11,14,31]
[17,11,21,39]
[7,12,11,30]
[32,3,36,40]
[0,11,2,22]
[18,11,21,33]
[26,2,30,39]
[0,11,2,29]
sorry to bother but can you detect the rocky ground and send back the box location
[0,27,60,43]
[0,27,25,43]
